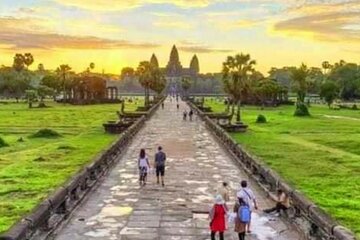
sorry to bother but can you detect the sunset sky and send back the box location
[0,0,359,75]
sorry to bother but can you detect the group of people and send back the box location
[209,181,290,240]
[137,146,167,187]
[183,109,194,121]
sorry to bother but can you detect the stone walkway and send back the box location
[53,99,302,240]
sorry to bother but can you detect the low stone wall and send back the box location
[0,98,164,240]
[188,101,357,240]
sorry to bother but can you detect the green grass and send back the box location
[205,98,360,237]
[0,99,142,233]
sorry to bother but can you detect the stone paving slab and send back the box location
[53,98,303,240]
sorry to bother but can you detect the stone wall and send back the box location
[188,101,357,240]
[0,99,164,240]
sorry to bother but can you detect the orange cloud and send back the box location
[273,12,360,43]
[0,17,159,50]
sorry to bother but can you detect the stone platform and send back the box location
[53,98,303,240]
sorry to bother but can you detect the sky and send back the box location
[0,0,359,75]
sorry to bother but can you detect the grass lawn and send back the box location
[0,99,142,233]
[205,98,360,237]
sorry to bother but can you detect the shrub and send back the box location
[30,129,62,138]
[352,104,358,110]
[294,103,310,116]
[0,137,9,148]
[256,114,267,123]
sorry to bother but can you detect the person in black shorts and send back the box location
[154,146,166,186]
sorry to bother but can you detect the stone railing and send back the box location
[188,101,357,240]
[0,99,164,240]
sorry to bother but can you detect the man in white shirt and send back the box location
[236,180,258,233]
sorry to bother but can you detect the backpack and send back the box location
[238,205,251,223]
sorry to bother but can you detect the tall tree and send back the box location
[56,64,72,101]
[291,63,310,116]
[320,81,339,108]
[222,53,256,123]
[136,61,152,108]
[24,53,34,69]
[181,77,192,98]
[13,54,25,72]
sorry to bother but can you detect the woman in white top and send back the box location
[138,149,150,186]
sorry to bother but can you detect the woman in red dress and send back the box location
[209,195,228,240]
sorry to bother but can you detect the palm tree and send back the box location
[136,61,152,108]
[13,54,25,72]
[89,62,95,70]
[291,63,310,116]
[181,77,191,98]
[222,53,256,123]
[322,61,330,75]
[56,64,72,101]
[24,53,34,69]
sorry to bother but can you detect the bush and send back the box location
[294,103,310,116]
[256,114,267,123]
[352,104,358,110]
[30,128,62,138]
[0,137,9,148]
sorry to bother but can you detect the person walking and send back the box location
[218,182,230,203]
[234,198,247,240]
[263,189,290,216]
[138,149,150,186]
[154,146,166,186]
[177,103,179,110]
[236,180,258,233]
[209,195,228,240]
[189,109,193,121]
[183,110,187,120]
[161,102,164,109]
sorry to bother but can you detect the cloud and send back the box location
[270,0,360,43]
[178,44,233,53]
[0,17,158,50]
[0,32,159,50]
[56,0,212,11]
[273,11,360,43]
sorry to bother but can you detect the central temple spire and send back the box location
[166,45,182,77]
[169,45,180,64]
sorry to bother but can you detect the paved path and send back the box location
[53,99,302,240]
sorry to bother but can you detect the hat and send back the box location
[214,194,225,205]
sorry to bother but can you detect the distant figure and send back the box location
[177,103,179,110]
[263,189,290,216]
[218,182,230,203]
[234,198,247,240]
[138,149,150,186]
[161,102,164,109]
[237,180,258,233]
[154,146,167,187]
[189,109,194,121]
[209,195,228,240]
[183,110,187,120]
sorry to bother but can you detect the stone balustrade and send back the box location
[187,100,357,240]
[0,98,164,240]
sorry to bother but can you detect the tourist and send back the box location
[234,197,247,240]
[263,189,290,216]
[183,110,187,120]
[209,195,228,240]
[154,146,166,186]
[218,182,230,203]
[237,180,258,233]
[138,149,150,186]
[189,109,194,121]
[177,103,179,110]
[161,102,164,109]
